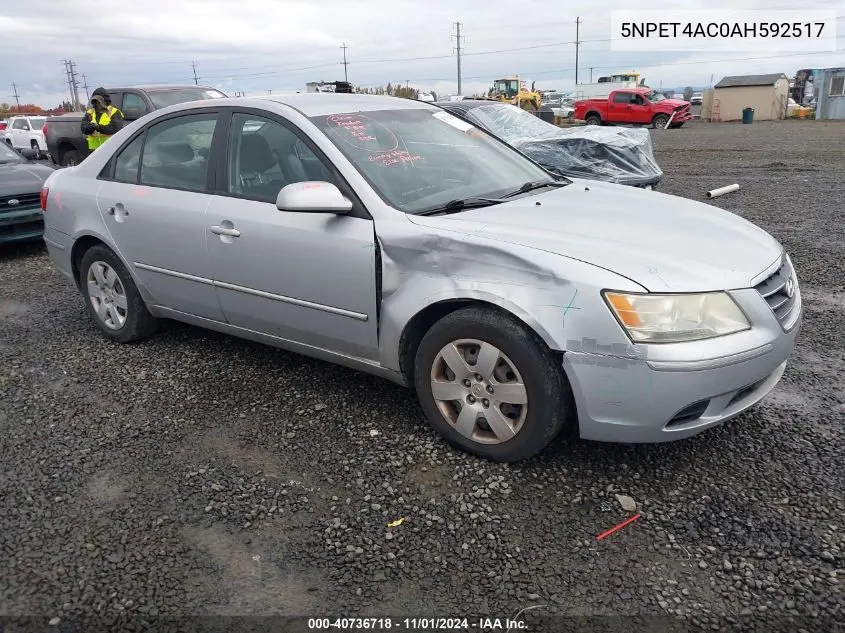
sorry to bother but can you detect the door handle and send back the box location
[210,225,241,237]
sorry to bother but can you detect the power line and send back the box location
[68,12,845,86]
[340,43,349,82]
[452,22,464,95]
[353,47,845,87]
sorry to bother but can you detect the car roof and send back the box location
[258,93,438,116]
[433,99,500,109]
[157,93,441,118]
[109,84,220,92]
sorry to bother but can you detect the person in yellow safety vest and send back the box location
[80,87,125,153]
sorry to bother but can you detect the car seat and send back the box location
[238,134,284,200]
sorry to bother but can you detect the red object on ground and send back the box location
[596,512,642,541]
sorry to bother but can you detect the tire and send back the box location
[413,306,572,462]
[585,114,601,126]
[652,114,670,129]
[61,150,81,167]
[79,244,159,343]
[30,140,41,160]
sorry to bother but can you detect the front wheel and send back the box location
[79,245,159,343]
[30,141,41,160]
[413,306,572,462]
[652,114,670,129]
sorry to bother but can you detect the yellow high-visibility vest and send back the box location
[85,105,123,151]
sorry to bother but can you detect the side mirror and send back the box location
[19,148,38,160]
[276,181,353,214]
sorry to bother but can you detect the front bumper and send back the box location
[0,204,43,244]
[671,108,692,124]
[564,282,802,443]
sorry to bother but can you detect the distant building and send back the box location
[814,68,845,120]
[711,73,789,122]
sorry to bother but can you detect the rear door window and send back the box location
[138,113,218,192]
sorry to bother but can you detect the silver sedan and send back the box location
[39,94,801,462]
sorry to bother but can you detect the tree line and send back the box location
[357,84,437,100]
[1,101,73,116]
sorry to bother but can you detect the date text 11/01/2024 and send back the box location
[308,617,527,630]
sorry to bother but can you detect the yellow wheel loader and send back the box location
[487,76,542,112]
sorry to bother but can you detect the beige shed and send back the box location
[711,74,789,122]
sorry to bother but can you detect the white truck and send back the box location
[571,72,648,101]
[2,115,49,159]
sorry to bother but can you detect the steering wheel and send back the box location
[442,158,474,185]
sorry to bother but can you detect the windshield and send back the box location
[147,89,227,109]
[0,141,23,162]
[464,103,558,142]
[646,91,666,102]
[310,108,554,214]
[29,117,47,129]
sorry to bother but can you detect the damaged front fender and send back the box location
[374,215,646,374]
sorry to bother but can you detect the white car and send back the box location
[3,115,49,158]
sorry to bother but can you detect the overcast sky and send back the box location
[1,0,842,108]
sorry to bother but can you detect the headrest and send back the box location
[155,141,194,164]
[239,134,276,173]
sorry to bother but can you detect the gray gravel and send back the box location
[1,120,843,631]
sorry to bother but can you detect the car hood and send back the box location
[661,99,690,108]
[406,180,782,292]
[0,162,54,197]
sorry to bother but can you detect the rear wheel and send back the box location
[585,114,602,126]
[413,306,572,462]
[61,149,81,167]
[79,245,159,343]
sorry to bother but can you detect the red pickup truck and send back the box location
[574,89,692,129]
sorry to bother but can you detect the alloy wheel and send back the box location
[430,338,528,445]
[86,261,128,330]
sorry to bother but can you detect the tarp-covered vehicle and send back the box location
[435,100,663,189]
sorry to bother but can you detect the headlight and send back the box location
[603,291,750,343]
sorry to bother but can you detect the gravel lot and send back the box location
[1,120,843,632]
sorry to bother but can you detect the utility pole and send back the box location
[69,60,80,109]
[574,17,581,85]
[589,67,594,82]
[11,82,21,109]
[452,22,464,95]
[192,61,199,85]
[81,73,90,102]
[62,59,81,110]
[340,43,349,82]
